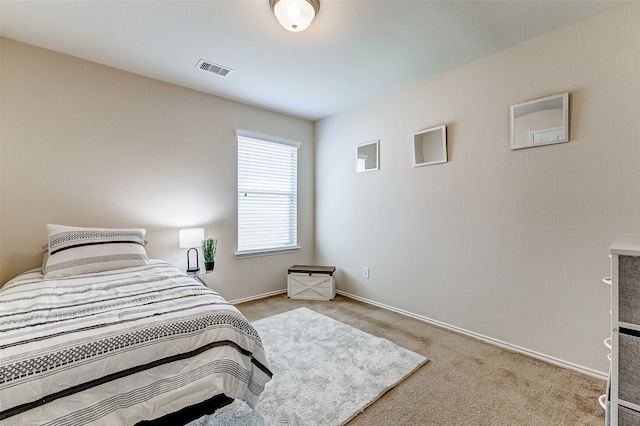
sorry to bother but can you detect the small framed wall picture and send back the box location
[413,125,447,167]
[356,140,379,173]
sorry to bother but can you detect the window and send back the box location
[237,133,300,257]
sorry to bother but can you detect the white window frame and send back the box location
[236,131,300,258]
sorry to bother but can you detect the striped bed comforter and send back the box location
[0,260,272,425]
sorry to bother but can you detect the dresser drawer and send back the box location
[619,330,640,407]
[619,255,640,326]
[619,405,640,425]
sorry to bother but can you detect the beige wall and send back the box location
[0,38,315,300]
[314,3,640,375]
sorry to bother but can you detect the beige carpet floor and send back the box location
[236,294,606,425]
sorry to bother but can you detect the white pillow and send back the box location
[44,224,149,279]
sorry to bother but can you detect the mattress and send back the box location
[0,260,272,425]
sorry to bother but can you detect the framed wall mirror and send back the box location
[413,125,447,167]
[356,140,379,173]
[510,92,569,150]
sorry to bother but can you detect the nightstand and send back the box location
[187,269,213,284]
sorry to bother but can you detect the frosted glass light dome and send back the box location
[270,0,320,32]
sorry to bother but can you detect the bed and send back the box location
[0,224,272,425]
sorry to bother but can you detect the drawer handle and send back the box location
[598,394,607,410]
[604,337,612,350]
[608,353,612,362]
[602,277,612,286]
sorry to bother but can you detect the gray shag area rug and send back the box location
[188,307,427,426]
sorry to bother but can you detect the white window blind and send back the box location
[237,135,299,256]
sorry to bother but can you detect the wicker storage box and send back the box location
[287,265,336,301]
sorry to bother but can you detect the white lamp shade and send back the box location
[179,228,205,248]
[272,0,317,32]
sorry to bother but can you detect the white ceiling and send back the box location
[0,0,625,121]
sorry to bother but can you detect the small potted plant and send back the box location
[202,238,217,271]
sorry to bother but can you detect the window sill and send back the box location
[235,246,301,259]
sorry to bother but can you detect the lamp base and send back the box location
[185,247,200,274]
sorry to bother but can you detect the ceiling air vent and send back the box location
[195,59,232,77]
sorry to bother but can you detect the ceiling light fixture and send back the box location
[269,0,320,32]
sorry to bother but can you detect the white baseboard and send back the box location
[229,289,287,305]
[229,288,607,380]
[336,290,608,381]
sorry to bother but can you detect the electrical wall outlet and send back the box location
[363,267,369,279]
